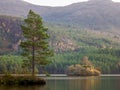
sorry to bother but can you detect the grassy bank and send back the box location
[0,75,46,86]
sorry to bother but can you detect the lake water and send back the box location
[0,76,120,90]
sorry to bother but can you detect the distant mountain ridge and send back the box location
[45,0,120,30]
[1,0,120,30]
[0,0,50,17]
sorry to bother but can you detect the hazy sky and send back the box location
[23,0,120,6]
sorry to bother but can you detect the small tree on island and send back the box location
[82,56,92,66]
[20,10,53,76]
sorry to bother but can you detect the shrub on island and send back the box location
[66,64,101,76]
[66,56,101,76]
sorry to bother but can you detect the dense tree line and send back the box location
[0,55,24,74]
[0,47,119,74]
[45,48,120,74]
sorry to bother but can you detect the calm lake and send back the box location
[0,75,120,90]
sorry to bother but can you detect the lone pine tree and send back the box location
[20,10,53,76]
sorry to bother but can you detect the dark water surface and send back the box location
[0,76,120,90]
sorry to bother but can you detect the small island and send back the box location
[66,56,101,76]
[0,74,46,86]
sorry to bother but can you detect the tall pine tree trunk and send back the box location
[32,44,35,77]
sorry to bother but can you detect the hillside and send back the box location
[1,0,120,30]
[0,16,23,54]
[0,15,120,74]
[0,0,51,17]
[0,15,120,54]
[0,0,120,74]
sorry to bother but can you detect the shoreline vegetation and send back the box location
[0,74,46,86]
[66,65,101,76]
[66,56,101,76]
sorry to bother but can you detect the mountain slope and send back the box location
[0,15,22,54]
[0,0,120,53]
[1,0,120,30]
[44,0,120,30]
[0,15,120,54]
[0,0,51,17]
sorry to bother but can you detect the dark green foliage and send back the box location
[0,55,24,74]
[45,48,120,74]
[0,55,39,74]
[20,10,53,76]
[0,47,119,74]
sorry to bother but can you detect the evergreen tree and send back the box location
[20,10,53,76]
